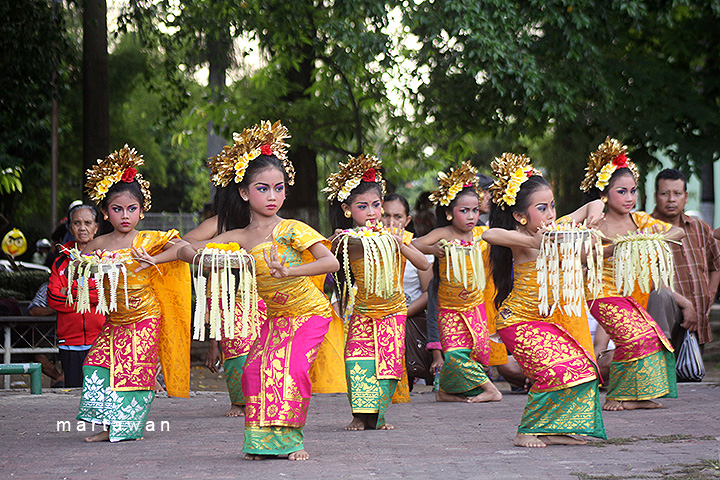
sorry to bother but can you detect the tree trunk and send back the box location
[282,50,320,228]
[206,23,232,204]
[82,0,109,187]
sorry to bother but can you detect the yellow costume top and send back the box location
[437,226,486,310]
[249,219,333,319]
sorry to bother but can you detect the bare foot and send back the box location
[435,390,467,402]
[603,400,625,411]
[378,423,395,430]
[225,405,245,417]
[467,385,503,403]
[84,430,109,443]
[620,400,662,410]
[539,435,587,445]
[514,434,546,448]
[288,449,310,461]
[345,416,366,431]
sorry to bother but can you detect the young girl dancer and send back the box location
[484,152,606,447]
[580,138,682,411]
[183,185,267,417]
[413,161,503,403]
[180,121,339,461]
[325,155,429,431]
[77,145,191,442]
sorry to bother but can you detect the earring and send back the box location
[140,213,145,219]
[519,218,527,225]
[601,197,608,204]
[446,214,453,221]
[103,214,108,220]
[344,210,352,218]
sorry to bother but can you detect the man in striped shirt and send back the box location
[651,169,720,349]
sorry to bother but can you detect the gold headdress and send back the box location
[323,154,385,203]
[429,161,480,206]
[85,145,152,211]
[489,153,541,209]
[208,120,294,187]
[580,137,639,192]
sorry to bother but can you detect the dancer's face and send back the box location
[521,187,556,232]
[242,167,286,217]
[450,193,479,233]
[346,191,382,227]
[606,173,637,215]
[105,192,142,234]
[381,200,410,230]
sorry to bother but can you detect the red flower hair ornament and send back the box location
[121,167,137,183]
[260,144,273,156]
[362,168,377,183]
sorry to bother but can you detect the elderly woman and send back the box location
[47,203,105,387]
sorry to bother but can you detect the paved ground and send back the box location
[1,380,719,480]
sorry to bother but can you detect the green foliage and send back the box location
[0,270,50,301]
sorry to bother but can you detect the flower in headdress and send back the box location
[209,121,293,187]
[429,161,479,206]
[489,153,541,209]
[362,168,377,183]
[121,167,137,183]
[85,145,152,211]
[323,154,385,203]
[580,137,639,193]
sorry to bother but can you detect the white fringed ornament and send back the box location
[192,244,260,342]
[537,223,603,317]
[64,247,130,315]
[334,225,402,302]
[439,239,485,291]
[613,230,676,297]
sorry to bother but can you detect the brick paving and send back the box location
[1,381,719,480]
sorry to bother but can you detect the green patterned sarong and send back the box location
[439,348,490,397]
[345,359,397,428]
[77,366,154,442]
[607,349,677,401]
[518,379,607,439]
[244,426,304,455]
[224,355,247,406]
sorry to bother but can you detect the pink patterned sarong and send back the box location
[242,314,331,428]
[437,304,490,365]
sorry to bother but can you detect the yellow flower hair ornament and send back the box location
[428,161,480,207]
[489,153,541,209]
[580,137,639,193]
[85,145,152,211]
[323,154,385,203]
[208,120,294,187]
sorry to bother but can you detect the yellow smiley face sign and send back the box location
[2,228,28,258]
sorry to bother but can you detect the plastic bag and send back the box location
[675,329,705,382]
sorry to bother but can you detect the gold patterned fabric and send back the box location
[84,230,191,397]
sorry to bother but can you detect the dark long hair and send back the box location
[488,175,550,309]
[329,180,384,313]
[431,188,479,284]
[215,155,290,231]
[383,192,414,233]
